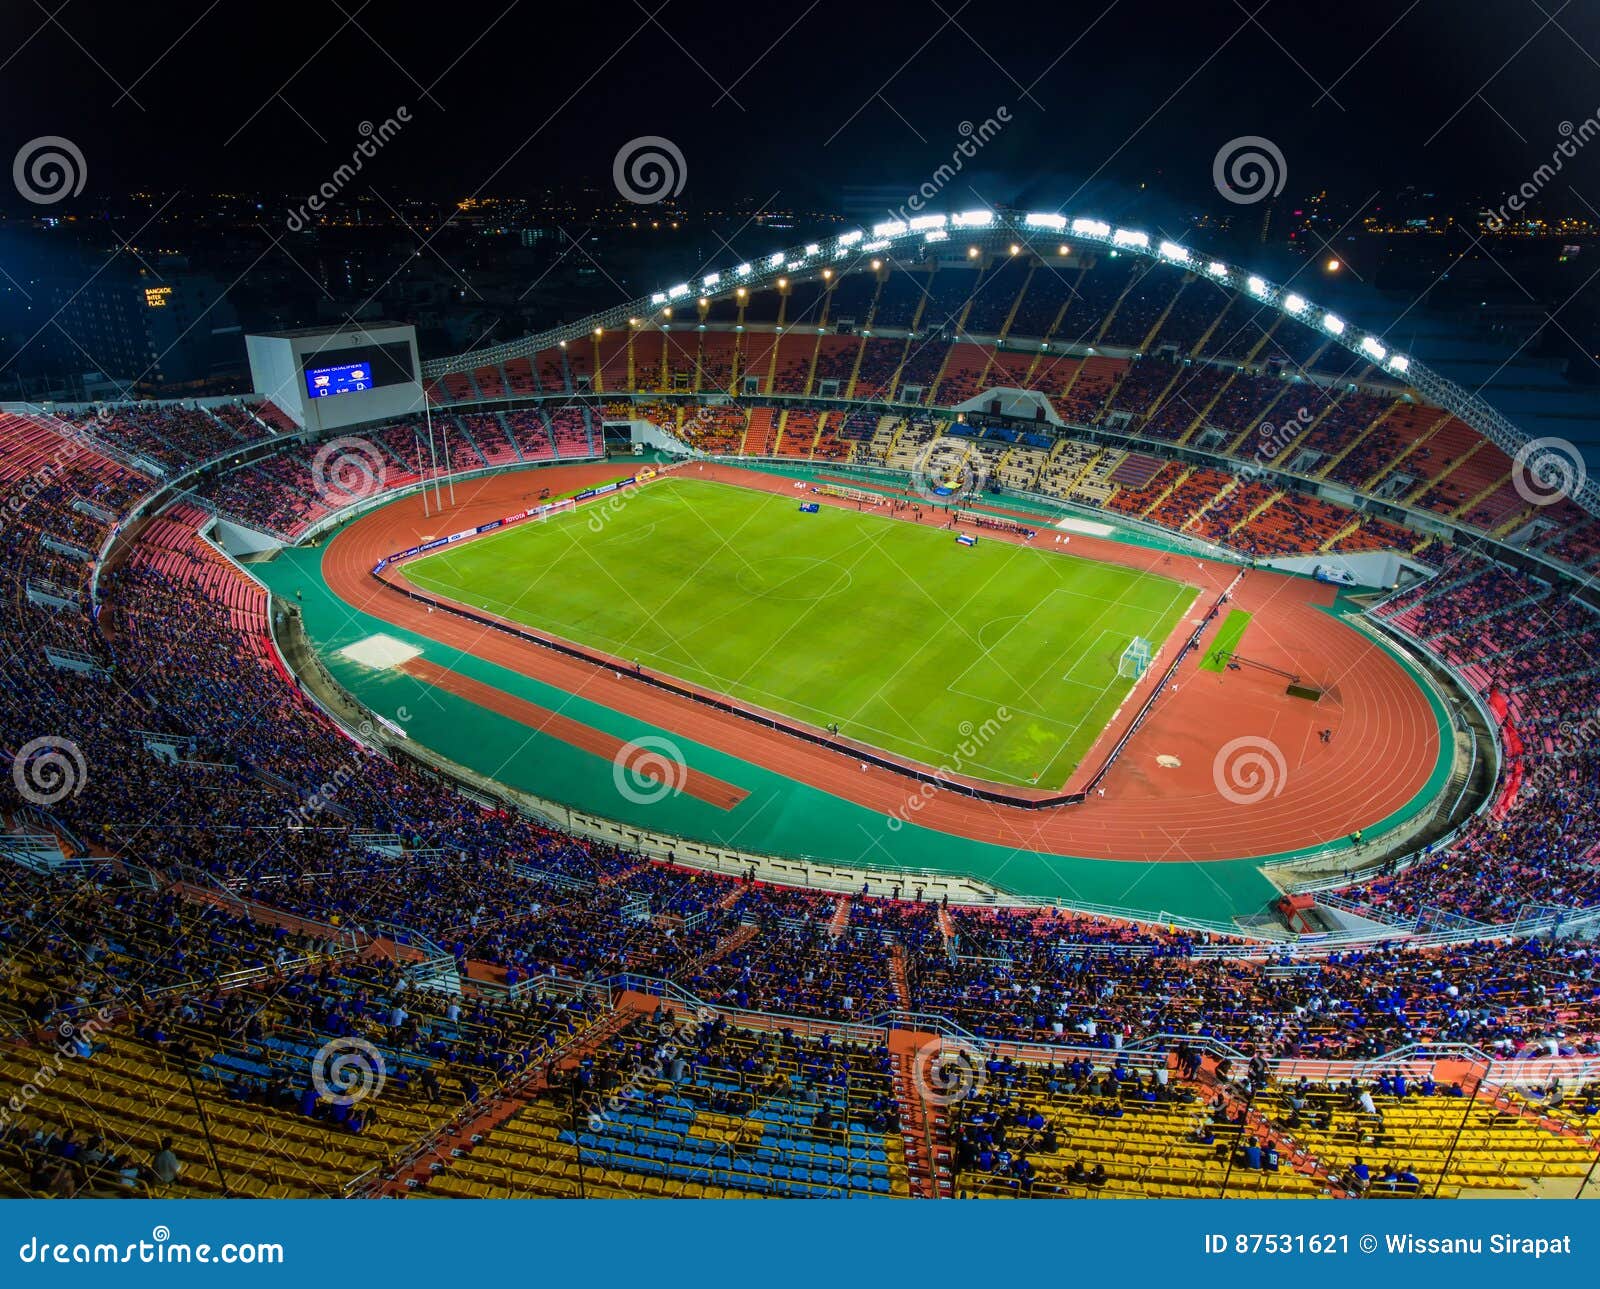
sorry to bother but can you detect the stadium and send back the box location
[4,209,1599,1206]
[3,6,1600,1237]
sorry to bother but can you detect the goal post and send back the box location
[1118,636,1153,680]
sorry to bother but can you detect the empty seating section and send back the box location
[771,334,818,394]
[1105,456,1177,515]
[1139,364,1232,442]
[933,343,993,405]
[1104,357,1177,421]
[895,341,946,401]
[697,334,736,393]
[457,413,520,466]
[1099,268,1181,347]
[871,269,927,328]
[853,338,905,400]
[1147,467,1232,531]
[1054,356,1125,423]
[812,336,861,392]
[777,410,820,457]
[503,409,554,460]
[963,256,1030,334]
[918,268,980,332]
[1007,267,1074,338]
[742,408,780,456]
[549,407,594,457]
[504,358,538,396]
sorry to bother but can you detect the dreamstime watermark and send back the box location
[17,1226,284,1265]
[907,436,987,506]
[1237,406,1312,482]
[13,136,86,205]
[612,735,688,804]
[911,1035,988,1107]
[309,436,388,505]
[1511,436,1586,507]
[1212,135,1286,205]
[1211,735,1287,805]
[11,736,88,806]
[311,1036,386,1106]
[613,136,686,205]
[887,709,1012,831]
[285,108,411,232]
[887,107,1011,225]
[0,1006,115,1135]
[1486,113,1600,231]
[585,1004,716,1131]
[0,426,94,539]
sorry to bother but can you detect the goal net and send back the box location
[1117,636,1153,680]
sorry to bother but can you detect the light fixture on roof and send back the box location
[1282,293,1307,314]
[1025,212,1066,230]
[1360,336,1387,360]
[1207,261,1228,279]
[1071,217,1111,237]
[1247,275,1268,297]
[1387,353,1410,374]
[1323,312,1346,335]
[702,272,720,288]
[872,219,907,238]
[1112,228,1148,249]
[953,210,993,227]
[1158,240,1190,262]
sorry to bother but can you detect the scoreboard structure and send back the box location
[246,322,424,433]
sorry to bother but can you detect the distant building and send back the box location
[49,260,242,394]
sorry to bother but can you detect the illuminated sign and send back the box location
[144,286,172,308]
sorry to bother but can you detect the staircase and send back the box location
[889,1031,954,1198]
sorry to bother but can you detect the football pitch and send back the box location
[404,476,1195,788]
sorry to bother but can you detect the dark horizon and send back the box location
[2,1,1598,210]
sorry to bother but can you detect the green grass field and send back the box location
[405,477,1195,787]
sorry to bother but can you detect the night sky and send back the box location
[3,0,1599,214]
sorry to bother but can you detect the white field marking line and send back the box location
[945,576,1175,720]
[1026,578,1196,788]
[436,476,782,679]
[831,516,1146,735]
[414,472,1188,784]
[416,557,1027,778]
[721,500,936,693]
[841,548,1200,782]
[943,583,1146,700]
[1065,626,1123,684]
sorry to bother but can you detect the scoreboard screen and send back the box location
[302,341,414,400]
[305,361,374,398]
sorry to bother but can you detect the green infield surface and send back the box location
[403,477,1196,787]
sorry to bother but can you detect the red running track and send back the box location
[318,462,1443,864]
